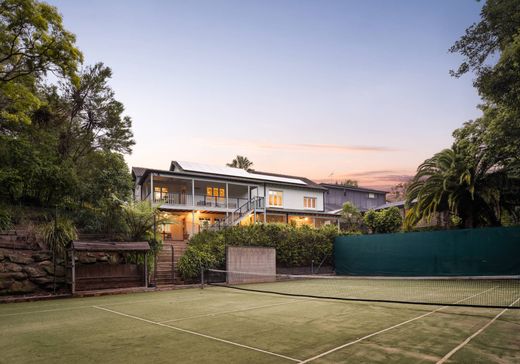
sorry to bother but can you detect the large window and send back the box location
[268,190,283,207]
[154,186,168,201]
[304,197,316,209]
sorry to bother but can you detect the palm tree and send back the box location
[405,147,517,229]
[226,155,253,171]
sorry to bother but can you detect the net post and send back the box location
[200,265,204,289]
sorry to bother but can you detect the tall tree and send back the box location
[407,0,520,229]
[449,0,520,174]
[226,155,253,171]
[0,0,82,125]
[51,63,135,161]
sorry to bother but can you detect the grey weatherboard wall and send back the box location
[324,186,385,212]
[335,227,520,276]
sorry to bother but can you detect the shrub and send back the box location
[40,217,78,256]
[0,207,13,232]
[177,224,339,279]
[341,202,364,232]
[364,207,403,234]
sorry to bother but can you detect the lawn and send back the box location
[0,284,518,363]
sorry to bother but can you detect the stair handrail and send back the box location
[210,196,264,230]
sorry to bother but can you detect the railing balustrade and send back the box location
[150,193,252,209]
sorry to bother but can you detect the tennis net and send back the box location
[206,269,520,309]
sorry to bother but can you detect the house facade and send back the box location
[320,183,387,213]
[132,161,341,243]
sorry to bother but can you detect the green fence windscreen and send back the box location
[334,227,520,276]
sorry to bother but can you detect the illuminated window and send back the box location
[268,190,283,207]
[304,197,316,209]
[368,193,376,199]
[206,186,225,197]
[154,186,168,201]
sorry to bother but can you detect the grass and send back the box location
[0,282,519,363]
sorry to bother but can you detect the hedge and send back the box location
[177,223,341,279]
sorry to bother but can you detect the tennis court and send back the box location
[1,278,519,363]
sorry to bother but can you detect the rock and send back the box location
[79,254,97,264]
[0,251,4,261]
[7,253,33,265]
[97,255,109,262]
[0,271,27,281]
[32,252,52,262]
[23,265,47,278]
[9,280,37,294]
[31,276,54,285]
[0,262,23,273]
[39,261,66,277]
[38,261,53,274]
[0,278,14,290]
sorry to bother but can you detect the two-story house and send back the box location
[132,161,341,243]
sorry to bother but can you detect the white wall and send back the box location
[265,184,324,211]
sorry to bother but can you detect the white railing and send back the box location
[151,193,250,209]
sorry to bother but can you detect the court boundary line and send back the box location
[93,305,302,363]
[0,288,285,318]
[0,296,210,317]
[158,299,304,324]
[299,286,499,363]
[436,296,520,364]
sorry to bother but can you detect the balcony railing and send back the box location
[151,193,251,209]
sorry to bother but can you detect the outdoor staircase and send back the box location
[209,197,264,231]
[155,241,188,285]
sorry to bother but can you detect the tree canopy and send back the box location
[407,0,520,229]
[0,0,82,125]
[0,0,134,235]
[227,155,253,171]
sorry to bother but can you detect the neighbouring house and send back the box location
[132,161,341,242]
[320,183,387,213]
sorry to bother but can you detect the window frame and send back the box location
[154,186,169,201]
[303,196,317,209]
[268,190,283,207]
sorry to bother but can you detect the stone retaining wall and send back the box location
[0,248,121,296]
[0,248,66,295]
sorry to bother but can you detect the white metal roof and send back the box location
[175,161,307,185]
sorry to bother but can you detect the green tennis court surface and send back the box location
[1,285,519,363]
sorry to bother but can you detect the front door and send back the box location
[171,216,185,240]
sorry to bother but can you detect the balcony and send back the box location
[149,193,252,210]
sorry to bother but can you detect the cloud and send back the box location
[314,170,414,189]
[203,138,399,153]
[259,142,399,152]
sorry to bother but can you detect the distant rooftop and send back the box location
[319,183,388,194]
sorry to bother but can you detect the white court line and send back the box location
[436,296,520,364]
[93,305,302,363]
[159,299,304,323]
[300,286,498,363]
[0,289,249,318]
